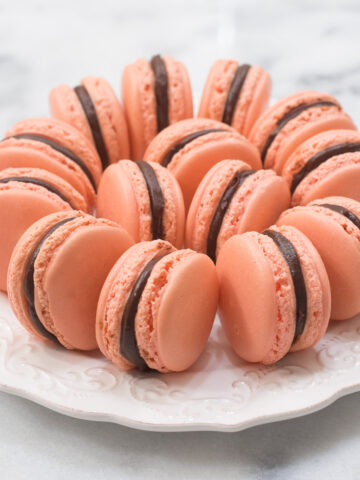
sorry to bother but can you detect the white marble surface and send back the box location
[1,0,360,478]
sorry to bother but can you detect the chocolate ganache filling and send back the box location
[161,128,227,167]
[222,64,251,125]
[4,133,97,191]
[24,217,77,343]
[261,100,339,165]
[207,169,255,262]
[74,85,110,170]
[136,161,165,240]
[0,176,73,208]
[262,229,307,342]
[120,253,169,369]
[314,203,360,230]
[150,55,169,132]
[291,142,360,194]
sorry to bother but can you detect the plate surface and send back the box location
[0,292,359,432]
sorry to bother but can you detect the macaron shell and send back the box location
[6,117,102,186]
[35,217,134,350]
[198,60,239,122]
[0,175,75,292]
[249,91,356,173]
[278,200,360,320]
[285,227,331,352]
[49,84,94,143]
[7,211,85,342]
[216,170,290,255]
[144,119,261,210]
[163,55,193,124]
[122,59,157,160]
[136,249,218,372]
[216,233,292,364]
[96,240,176,370]
[82,77,130,162]
[238,66,271,137]
[185,159,250,253]
[97,160,150,242]
[0,139,95,209]
[291,152,360,206]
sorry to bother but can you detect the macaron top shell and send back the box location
[96,159,185,247]
[96,240,218,372]
[249,90,356,173]
[278,196,360,320]
[186,159,290,259]
[122,55,193,160]
[282,129,360,205]
[3,117,101,209]
[7,211,134,350]
[144,118,261,209]
[216,225,330,364]
[50,77,130,167]
[198,59,271,136]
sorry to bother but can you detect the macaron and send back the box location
[97,160,185,248]
[278,196,360,320]
[249,90,356,173]
[0,167,86,292]
[144,118,261,210]
[122,54,193,160]
[216,225,331,364]
[7,211,134,350]
[186,160,290,261]
[282,129,360,206]
[198,60,271,137]
[1,117,101,209]
[50,76,130,168]
[96,240,218,372]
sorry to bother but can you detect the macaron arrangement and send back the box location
[1,54,360,374]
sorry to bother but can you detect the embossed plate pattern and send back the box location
[0,292,359,432]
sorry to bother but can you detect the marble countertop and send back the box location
[1,0,360,478]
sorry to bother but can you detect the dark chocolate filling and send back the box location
[0,176,73,208]
[222,64,251,125]
[207,169,255,262]
[262,229,307,343]
[74,85,110,170]
[120,253,169,369]
[24,217,77,343]
[136,161,165,240]
[291,142,360,194]
[161,128,227,167]
[261,100,339,165]
[150,55,169,132]
[314,203,360,230]
[5,133,97,191]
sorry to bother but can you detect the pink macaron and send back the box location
[0,167,86,292]
[249,90,356,173]
[50,76,130,168]
[1,117,102,209]
[216,225,331,364]
[198,60,271,137]
[278,196,360,320]
[186,159,290,261]
[282,129,360,206]
[122,54,193,160]
[96,240,218,373]
[97,159,185,248]
[7,211,133,350]
[144,118,261,210]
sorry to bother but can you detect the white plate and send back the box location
[0,292,360,432]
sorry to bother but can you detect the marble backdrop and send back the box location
[1,0,360,134]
